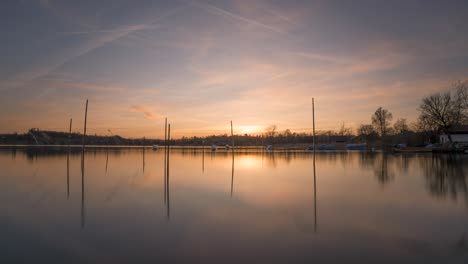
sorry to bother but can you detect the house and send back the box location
[440,127,468,144]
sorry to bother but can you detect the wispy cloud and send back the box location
[186,0,285,34]
[68,83,127,92]
[1,6,182,92]
[61,24,161,35]
[129,105,158,120]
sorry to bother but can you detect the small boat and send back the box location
[346,143,367,151]
[306,145,314,151]
[152,145,159,150]
[393,147,432,153]
[225,144,230,151]
[211,144,217,152]
[318,144,336,150]
[266,145,273,151]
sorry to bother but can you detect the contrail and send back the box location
[61,24,161,35]
[186,0,285,34]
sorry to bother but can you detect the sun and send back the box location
[237,125,261,135]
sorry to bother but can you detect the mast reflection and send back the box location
[231,151,235,197]
[81,150,85,228]
[313,153,317,232]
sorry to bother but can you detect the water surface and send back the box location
[1,147,467,263]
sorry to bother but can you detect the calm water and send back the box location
[1,147,467,263]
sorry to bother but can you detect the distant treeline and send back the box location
[1,81,466,147]
[0,127,433,147]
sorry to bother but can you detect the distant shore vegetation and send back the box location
[1,81,467,147]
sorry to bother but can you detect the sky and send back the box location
[1,0,468,138]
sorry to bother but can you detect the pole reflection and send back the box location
[231,151,235,197]
[81,150,85,228]
[313,153,317,233]
[67,147,70,199]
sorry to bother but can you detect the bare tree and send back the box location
[455,81,468,124]
[265,125,277,138]
[357,124,377,143]
[393,118,409,134]
[358,124,375,136]
[418,82,468,143]
[371,107,393,137]
[338,122,353,136]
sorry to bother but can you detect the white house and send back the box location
[440,128,468,144]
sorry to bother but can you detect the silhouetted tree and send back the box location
[264,125,277,138]
[393,118,409,134]
[338,122,353,136]
[357,124,377,143]
[418,82,468,143]
[371,107,393,137]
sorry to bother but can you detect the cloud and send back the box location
[0,6,182,92]
[68,83,128,92]
[129,105,158,120]
[186,0,285,34]
[61,24,161,35]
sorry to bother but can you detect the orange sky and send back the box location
[1,0,468,138]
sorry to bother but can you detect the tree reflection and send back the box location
[421,154,468,202]
[358,153,394,186]
[374,153,394,186]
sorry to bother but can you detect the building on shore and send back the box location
[440,127,468,144]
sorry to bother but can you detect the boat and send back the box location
[152,145,159,150]
[211,144,217,152]
[393,147,432,153]
[346,143,367,151]
[318,144,336,150]
[225,144,230,151]
[266,145,273,151]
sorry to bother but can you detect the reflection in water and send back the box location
[421,154,468,202]
[375,153,393,186]
[231,151,234,197]
[313,153,317,232]
[166,145,170,221]
[202,145,205,173]
[105,148,109,174]
[164,146,167,206]
[66,147,70,198]
[81,150,85,228]
[357,153,394,186]
[142,145,146,174]
[1,148,468,263]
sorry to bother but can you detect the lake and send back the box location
[1,147,467,263]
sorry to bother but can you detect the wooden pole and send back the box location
[68,118,73,145]
[230,120,234,197]
[312,97,315,153]
[230,120,234,150]
[164,118,167,204]
[312,97,317,232]
[67,118,72,198]
[167,124,171,147]
[82,99,88,150]
[80,99,87,228]
[164,117,167,147]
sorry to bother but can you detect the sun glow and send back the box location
[237,125,262,135]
